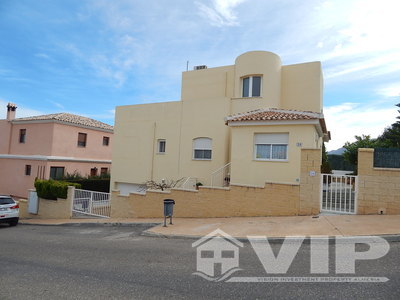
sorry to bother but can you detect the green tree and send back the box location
[378,103,400,147]
[343,135,381,167]
[321,143,332,173]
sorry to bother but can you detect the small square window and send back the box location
[103,136,110,146]
[90,167,98,177]
[25,165,31,176]
[78,133,87,147]
[19,129,26,143]
[157,139,166,154]
[50,167,65,179]
[101,167,108,175]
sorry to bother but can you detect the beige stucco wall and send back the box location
[111,50,324,190]
[230,124,320,186]
[357,148,400,215]
[281,62,323,113]
[232,51,282,113]
[111,149,321,218]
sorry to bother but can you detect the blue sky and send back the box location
[0,0,399,150]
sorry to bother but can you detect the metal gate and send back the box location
[320,174,358,214]
[72,189,111,218]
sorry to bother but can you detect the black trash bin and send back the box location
[163,199,175,227]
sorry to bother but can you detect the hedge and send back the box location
[34,180,81,200]
[61,179,110,193]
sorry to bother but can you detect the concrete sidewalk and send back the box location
[19,214,400,239]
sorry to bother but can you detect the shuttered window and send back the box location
[254,133,288,160]
[193,138,212,160]
[78,133,87,147]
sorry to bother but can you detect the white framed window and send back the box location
[242,75,261,97]
[254,133,288,161]
[157,139,166,154]
[193,137,212,160]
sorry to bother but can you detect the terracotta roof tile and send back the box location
[226,108,322,123]
[14,113,113,131]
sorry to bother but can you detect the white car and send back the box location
[0,195,19,226]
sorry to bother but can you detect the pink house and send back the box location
[0,103,113,198]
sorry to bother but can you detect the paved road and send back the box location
[1,224,400,299]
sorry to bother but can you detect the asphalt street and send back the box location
[1,223,400,299]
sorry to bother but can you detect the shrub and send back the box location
[62,179,110,192]
[34,179,81,200]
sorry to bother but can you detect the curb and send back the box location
[18,221,400,243]
[19,221,162,228]
[142,230,400,243]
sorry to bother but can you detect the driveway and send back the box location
[1,224,400,299]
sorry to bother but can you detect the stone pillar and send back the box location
[299,148,322,215]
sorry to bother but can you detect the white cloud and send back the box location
[376,84,400,98]
[196,0,247,27]
[316,0,400,82]
[324,102,398,151]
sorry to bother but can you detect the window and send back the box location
[193,138,212,160]
[157,139,166,154]
[100,167,108,175]
[242,76,261,97]
[254,133,288,161]
[103,136,110,146]
[90,168,98,177]
[19,129,26,143]
[50,167,65,179]
[78,133,87,147]
[25,165,31,176]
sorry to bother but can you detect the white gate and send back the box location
[320,174,358,214]
[72,189,111,218]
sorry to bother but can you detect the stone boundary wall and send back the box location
[357,148,400,214]
[111,149,321,218]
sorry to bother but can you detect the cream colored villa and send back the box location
[111,51,330,196]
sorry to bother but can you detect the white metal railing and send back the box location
[176,177,198,190]
[320,174,358,214]
[211,162,231,187]
[73,189,111,218]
